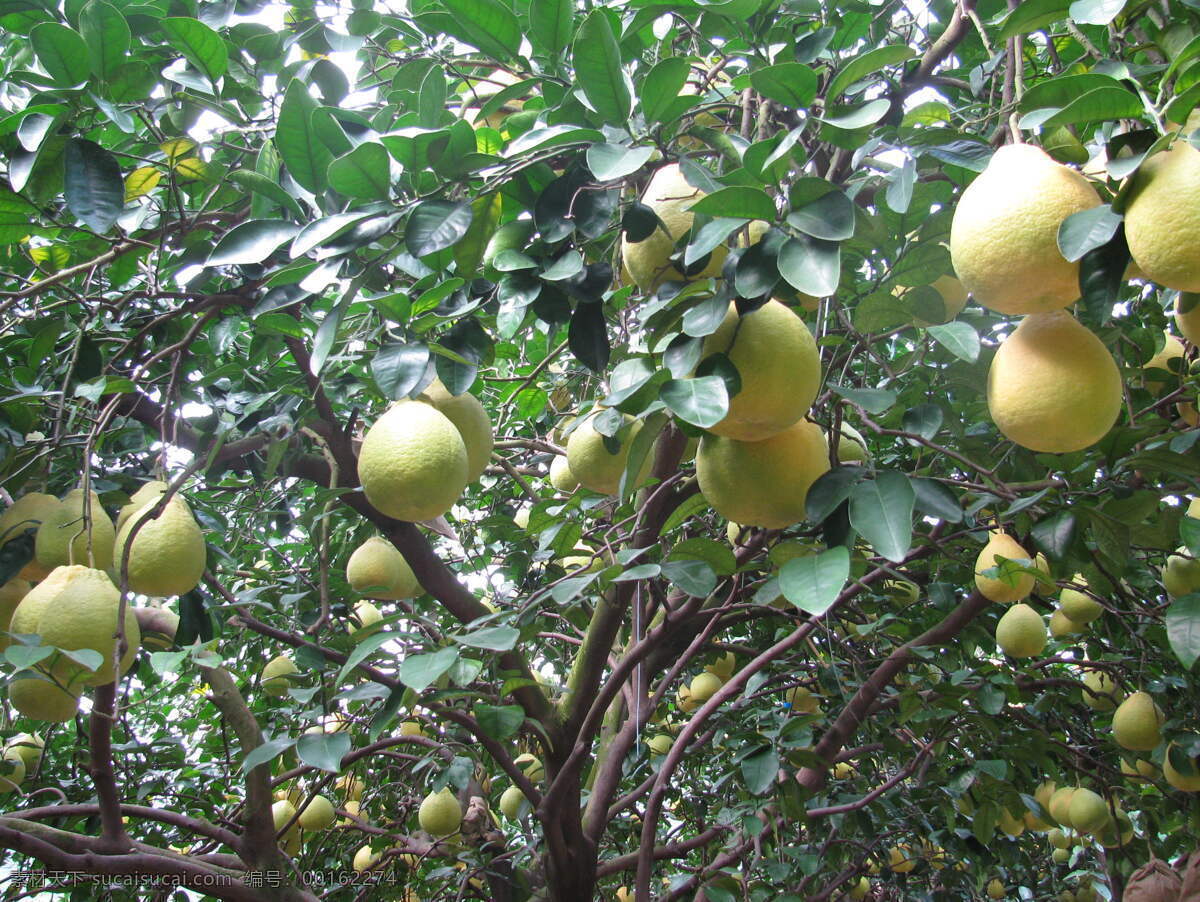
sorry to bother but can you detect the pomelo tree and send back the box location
[0,0,1199,900]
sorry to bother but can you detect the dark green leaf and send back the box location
[1167,594,1200,670]
[64,138,123,234]
[572,10,632,126]
[779,546,850,614]
[848,471,915,563]
[79,0,130,81]
[474,704,524,740]
[741,747,779,795]
[825,45,915,101]
[568,301,609,372]
[1033,511,1078,560]
[910,477,963,523]
[241,736,296,773]
[276,79,332,194]
[1069,0,1126,25]
[998,0,1069,39]
[613,563,662,582]
[778,236,840,297]
[405,200,473,257]
[454,625,519,652]
[373,345,430,400]
[828,384,896,415]
[529,0,574,56]
[227,170,305,219]
[786,189,854,240]
[688,186,776,221]
[297,732,350,773]
[640,57,690,123]
[443,0,521,61]
[1057,204,1122,262]
[328,142,391,200]
[207,221,299,267]
[926,322,980,362]
[661,559,718,597]
[586,143,654,182]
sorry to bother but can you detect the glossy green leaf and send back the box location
[372,343,431,399]
[779,546,850,615]
[474,703,524,740]
[399,646,460,694]
[207,221,300,267]
[659,376,729,429]
[586,143,654,182]
[688,186,776,221]
[661,559,718,597]
[297,732,350,773]
[328,142,391,200]
[1069,0,1126,25]
[529,0,574,55]
[443,0,521,61]
[640,57,690,123]
[160,17,227,84]
[1057,204,1122,262]
[572,11,632,126]
[405,200,473,257]
[997,0,1069,39]
[241,736,296,773]
[825,45,915,101]
[848,471,915,563]
[64,138,123,234]
[750,63,817,109]
[30,23,90,86]
[786,189,854,240]
[227,170,305,219]
[778,236,840,297]
[276,79,331,194]
[79,0,130,81]
[454,625,520,652]
[926,322,980,363]
[1167,594,1200,670]
[828,384,896,415]
[741,747,779,795]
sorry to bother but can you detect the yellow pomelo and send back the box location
[696,420,830,529]
[998,807,1025,836]
[888,845,917,873]
[1162,547,1200,597]
[4,732,44,771]
[1124,137,1200,290]
[418,378,493,482]
[1048,787,1077,827]
[271,799,297,833]
[134,606,179,650]
[114,496,206,597]
[1048,827,1070,849]
[995,602,1046,658]
[1177,292,1200,345]
[1120,757,1157,780]
[0,492,60,580]
[1059,575,1103,624]
[352,845,380,873]
[115,480,168,531]
[1068,788,1109,834]
[337,774,365,801]
[513,506,531,529]
[1111,691,1164,751]
[32,566,140,687]
[1163,741,1200,791]
[548,454,579,493]
[834,421,869,464]
[646,734,673,755]
[398,720,425,737]
[418,786,462,836]
[1079,668,1123,711]
[349,600,382,634]
[340,800,363,825]
[0,751,25,793]
[987,878,1006,900]
[8,676,80,722]
[974,531,1035,603]
[987,311,1121,453]
[698,299,821,441]
[499,784,525,818]
[1034,780,1056,811]
[262,654,299,696]
[785,685,820,713]
[950,143,1101,314]
[1143,330,1185,391]
[346,536,420,600]
[912,274,970,326]
[298,794,336,830]
[514,752,545,781]
[832,761,856,779]
[1049,608,1084,638]
[565,412,652,496]
[35,489,115,572]
[0,578,30,637]
[358,400,469,522]
[689,671,723,702]
[849,877,870,901]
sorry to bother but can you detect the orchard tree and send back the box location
[2,0,1200,900]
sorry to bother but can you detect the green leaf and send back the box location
[1167,594,1200,670]
[786,189,854,240]
[328,142,391,200]
[1069,0,1126,25]
[79,0,130,81]
[455,193,501,278]
[30,23,90,87]
[160,17,227,84]
[661,559,718,597]
[586,143,654,182]
[848,471,915,563]
[4,646,54,669]
[276,79,332,194]
[568,301,609,372]
[668,537,737,576]
[529,0,574,56]
[1057,204,1122,262]
[828,384,896,415]
[443,0,521,61]
[660,376,729,429]
[825,45,915,102]
[334,631,396,685]
[406,200,473,257]
[207,221,300,267]
[603,358,657,406]
[612,563,662,582]
[572,10,632,126]
[241,736,296,773]
[227,170,305,219]
[998,0,1069,39]
[400,646,460,693]
[659,493,710,537]
[454,625,519,652]
[779,546,850,615]
[818,98,890,129]
[640,57,690,124]
[741,747,779,795]
[1023,87,1143,130]
[504,124,605,157]
[910,477,963,523]
[750,63,817,109]
[474,704,524,740]
[926,322,980,362]
[688,186,775,221]
[778,236,840,297]
[297,732,350,773]
[64,139,123,234]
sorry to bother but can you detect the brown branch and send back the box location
[594,825,729,877]
[11,803,239,849]
[87,683,130,853]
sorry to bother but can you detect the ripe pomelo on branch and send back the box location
[1111,691,1164,751]
[357,400,469,522]
[986,311,1122,453]
[698,299,821,441]
[974,531,1035,603]
[35,489,115,573]
[114,496,207,597]
[1124,135,1200,291]
[418,786,462,837]
[565,411,652,496]
[548,454,579,493]
[346,536,420,600]
[994,602,1047,658]
[0,492,61,580]
[416,378,494,483]
[950,143,1101,315]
